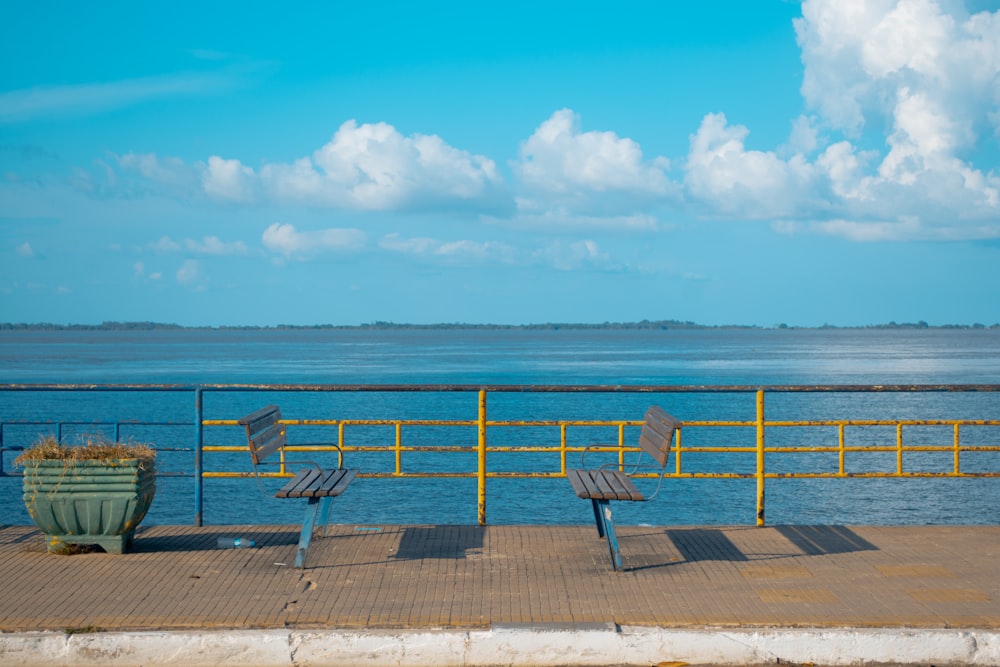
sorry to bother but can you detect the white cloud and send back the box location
[200,120,507,212]
[379,232,516,265]
[16,242,34,257]
[150,236,182,252]
[696,0,1000,241]
[0,71,243,124]
[379,232,617,272]
[488,211,660,232]
[532,239,615,272]
[117,120,508,213]
[176,259,202,286]
[783,115,821,156]
[262,222,367,260]
[775,216,924,242]
[685,113,818,219]
[203,156,256,202]
[184,236,249,255]
[118,153,194,189]
[133,261,162,281]
[148,235,248,255]
[515,109,676,215]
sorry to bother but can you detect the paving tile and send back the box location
[0,524,998,631]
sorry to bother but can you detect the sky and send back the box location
[2,0,999,328]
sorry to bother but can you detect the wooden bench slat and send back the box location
[601,470,643,501]
[281,469,323,498]
[638,433,668,467]
[249,423,287,465]
[239,404,281,430]
[638,407,681,467]
[568,469,605,499]
[566,469,592,499]
[592,470,618,500]
[583,471,607,499]
[310,468,357,498]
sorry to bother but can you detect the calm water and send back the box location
[1,328,998,528]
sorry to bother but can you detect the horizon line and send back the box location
[3,319,999,332]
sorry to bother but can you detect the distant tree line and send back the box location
[2,319,998,331]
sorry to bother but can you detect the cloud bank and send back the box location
[200,120,509,214]
[95,0,999,244]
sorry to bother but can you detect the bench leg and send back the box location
[295,497,322,568]
[595,499,623,572]
[590,499,605,538]
[317,496,333,537]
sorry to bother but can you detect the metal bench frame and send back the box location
[566,406,681,571]
[238,405,358,568]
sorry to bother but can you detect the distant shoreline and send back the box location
[2,319,998,332]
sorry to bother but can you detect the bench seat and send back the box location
[566,468,644,502]
[276,468,356,499]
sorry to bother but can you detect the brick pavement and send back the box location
[0,523,997,633]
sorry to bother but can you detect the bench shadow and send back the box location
[666,528,750,563]
[393,525,485,560]
[619,527,747,572]
[625,525,879,572]
[776,525,878,555]
[131,528,301,553]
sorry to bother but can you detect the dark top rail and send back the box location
[3,383,1000,393]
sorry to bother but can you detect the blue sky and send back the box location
[2,0,999,327]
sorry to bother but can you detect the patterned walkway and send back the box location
[1,523,997,631]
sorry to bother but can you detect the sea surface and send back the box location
[1,327,998,528]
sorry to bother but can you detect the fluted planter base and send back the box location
[22,459,155,554]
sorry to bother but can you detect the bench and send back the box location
[566,406,681,571]
[238,405,358,568]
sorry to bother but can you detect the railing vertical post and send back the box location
[559,424,567,475]
[756,389,766,527]
[896,424,904,475]
[194,387,203,527]
[954,423,961,474]
[618,422,626,469]
[395,423,403,475]
[477,389,487,526]
[838,424,846,476]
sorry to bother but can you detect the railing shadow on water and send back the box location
[1,383,998,528]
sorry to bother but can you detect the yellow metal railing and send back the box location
[4,383,996,525]
[200,387,1000,526]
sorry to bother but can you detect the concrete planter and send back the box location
[22,459,155,554]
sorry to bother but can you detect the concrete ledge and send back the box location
[3,626,1000,666]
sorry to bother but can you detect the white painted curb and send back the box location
[2,626,998,666]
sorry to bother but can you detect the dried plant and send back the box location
[14,435,155,468]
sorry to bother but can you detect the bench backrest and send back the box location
[238,404,287,466]
[639,406,682,468]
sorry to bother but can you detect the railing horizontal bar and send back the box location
[1,420,195,426]
[764,472,1000,479]
[767,420,1000,427]
[764,446,1000,453]
[5,383,1000,393]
